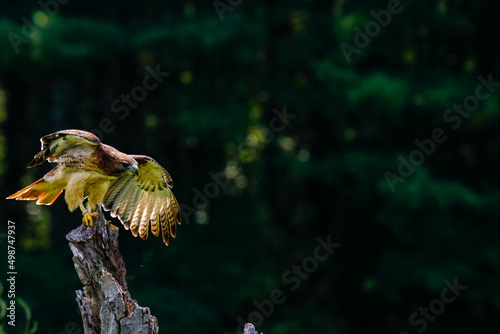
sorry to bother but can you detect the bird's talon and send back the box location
[82,210,98,227]
[105,219,118,230]
[107,221,119,230]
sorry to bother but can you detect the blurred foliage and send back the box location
[0,0,499,333]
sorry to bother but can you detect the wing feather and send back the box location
[139,193,155,240]
[103,176,130,209]
[29,130,100,168]
[159,207,169,246]
[129,191,147,237]
[109,178,135,215]
[101,155,181,246]
[166,198,175,243]
[120,187,143,229]
[114,182,137,222]
[149,197,161,237]
[170,195,181,238]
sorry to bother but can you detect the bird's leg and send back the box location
[79,202,98,227]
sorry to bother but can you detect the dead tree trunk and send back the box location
[66,211,158,334]
[243,323,260,334]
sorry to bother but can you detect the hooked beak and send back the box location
[131,165,139,176]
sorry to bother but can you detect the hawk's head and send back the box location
[118,159,139,176]
[100,143,140,176]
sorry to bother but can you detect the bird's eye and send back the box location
[121,163,129,168]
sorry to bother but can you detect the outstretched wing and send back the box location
[102,155,181,246]
[28,129,100,168]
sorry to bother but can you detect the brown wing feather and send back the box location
[120,188,143,229]
[104,177,131,212]
[149,199,161,237]
[28,129,100,168]
[170,195,181,238]
[102,156,181,246]
[159,208,169,246]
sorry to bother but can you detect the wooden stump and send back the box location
[66,211,158,334]
[243,323,260,334]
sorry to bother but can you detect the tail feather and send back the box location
[6,178,65,206]
[37,188,65,205]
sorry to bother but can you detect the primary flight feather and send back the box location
[6,129,181,246]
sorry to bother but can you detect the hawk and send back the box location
[6,129,181,246]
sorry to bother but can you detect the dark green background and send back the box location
[0,0,498,333]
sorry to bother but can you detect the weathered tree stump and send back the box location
[66,211,158,334]
[66,210,259,333]
[243,323,261,334]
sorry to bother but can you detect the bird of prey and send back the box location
[6,129,181,246]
